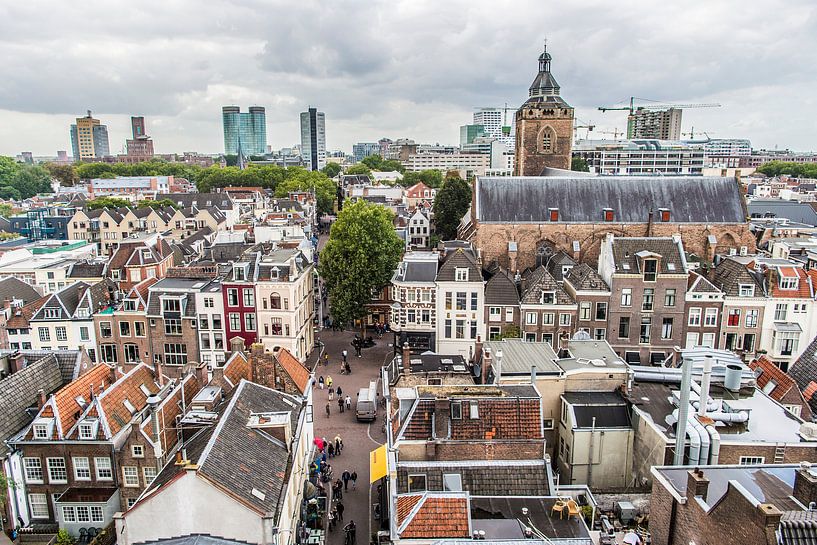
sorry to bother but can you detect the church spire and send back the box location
[529,42,560,98]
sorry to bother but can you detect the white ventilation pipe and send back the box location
[672,408,707,465]
[706,424,721,465]
[698,356,713,417]
[691,416,710,465]
[705,411,749,423]
[686,416,702,464]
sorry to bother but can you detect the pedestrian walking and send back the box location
[325,401,330,417]
[338,397,344,413]
[318,376,325,389]
[343,520,356,545]
[323,353,329,366]
[327,375,333,388]
[336,386,343,397]
[345,395,352,410]
[344,361,351,374]
[336,501,345,521]
[328,387,334,401]
[321,452,327,465]
[328,443,335,457]
[342,349,348,362]
[350,471,357,490]
[342,469,351,491]
[335,435,342,453]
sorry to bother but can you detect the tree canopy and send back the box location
[346,164,372,176]
[86,197,132,210]
[0,156,53,200]
[757,161,817,179]
[432,174,472,240]
[318,199,403,327]
[571,156,590,172]
[401,169,444,188]
[360,154,405,173]
[322,163,342,178]
[137,198,179,209]
[274,169,337,215]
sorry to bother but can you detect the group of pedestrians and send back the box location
[329,469,358,545]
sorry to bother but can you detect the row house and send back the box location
[710,257,767,358]
[0,277,42,349]
[7,280,117,362]
[7,363,161,533]
[95,278,158,370]
[392,251,439,351]
[406,208,431,249]
[484,269,519,340]
[106,233,174,291]
[255,249,315,362]
[599,235,689,365]
[519,266,577,346]
[192,271,228,367]
[435,245,485,359]
[167,192,237,228]
[146,278,204,379]
[563,263,611,342]
[684,271,724,350]
[405,181,435,210]
[223,253,261,348]
[69,207,185,255]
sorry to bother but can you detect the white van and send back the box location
[356,381,378,422]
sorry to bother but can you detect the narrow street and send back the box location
[311,327,390,545]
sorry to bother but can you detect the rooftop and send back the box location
[483,339,561,376]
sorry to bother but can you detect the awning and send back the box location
[773,322,803,333]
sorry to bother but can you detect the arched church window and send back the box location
[542,127,555,152]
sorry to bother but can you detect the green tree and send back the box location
[757,161,817,179]
[318,200,403,328]
[0,156,20,183]
[401,169,443,188]
[44,162,79,186]
[432,174,472,240]
[322,163,342,178]
[275,170,337,215]
[571,156,590,172]
[0,186,21,201]
[86,197,132,210]
[346,164,372,177]
[56,529,75,545]
[0,203,14,218]
[137,198,179,209]
[11,166,52,199]
[75,162,115,179]
[361,154,384,170]
[223,154,238,167]
[379,159,405,173]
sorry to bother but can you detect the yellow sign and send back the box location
[370,444,387,483]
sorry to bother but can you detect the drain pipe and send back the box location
[706,424,721,465]
[673,355,693,465]
[698,356,713,417]
[691,416,710,465]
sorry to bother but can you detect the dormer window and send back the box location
[123,299,137,312]
[643,259,658,282]
[32,418,54,440]
[455,268,469,282]
[76,308,89,319]
[739,284,755,297]
[541,291,556,304]
[162,298,182,314]
[549,208,559,222]
[234,263,249,281]
[78,419,98,440]
[779,272,799,290]
[43,308,59,319]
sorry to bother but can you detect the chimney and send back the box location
[194,362,208,385]
[37,389,46,409]
[2,298,10,311]
[402,342,411,375]
[230,336,246,355]
[434,397,450,439]
[154,358,165,387]
[251,342,265,358]
[794,466,817,506]
[646,210,654,237]
[558,332,570,358]
[686,468,710,501]
[473,336,483,365]
[481,348,493,385]
[9,352,25,374]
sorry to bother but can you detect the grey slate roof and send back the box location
[563,264,609,292]
[137,536,254,545]
[520,266,573,305]
[483,339,561,375]
[167,193,235,211]
[563,391,631,428]
[436,247,481,282]
[195,380,303,516]
[0,353,66,454]
[397,460,550,497]
[611,237,685,274]
[68,261,107,278]
[475,176,747,224]
[0,277,41,305]
[688,270,721,294]
[395,259,438,283]
[709,257,767,296]
[748,200,817,227]
[545,251,576,282]
[789,335,817,418]
[484,270,519,306]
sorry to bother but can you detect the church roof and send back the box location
[475,176,748,224]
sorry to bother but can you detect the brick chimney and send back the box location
[434,397,450,439]
[481,348,493,385]
[686,468,710,501]
[37,389,46,409]
[9,352,25,374]
[793,466,817,507]
[194,362,208,385]
[402,342,411,375]
[473,336,483,365]
[154,358,165,386]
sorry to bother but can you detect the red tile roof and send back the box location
[749,356,798,403]
[223,352,251,387]
[6,295,49,328]
[275,347,311,393]
[52,364,115,437]
[771,267,814,299]
[97,364,160,437]
[398,494,470,538]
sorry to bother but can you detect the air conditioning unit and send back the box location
[740,246,748,256]
[729,248,737,256]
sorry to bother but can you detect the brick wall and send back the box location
[248,344,302,395]
[396,463,549,496]
[716,443,817,465]
[148,316,200,380]
[514,108,574,175]
[398,440,543,462]
[473,222,756,272]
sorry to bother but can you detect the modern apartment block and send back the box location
[300,107,326,171]
[222,106,267,156]
[627,107,682,140]
[70,110,110,160]
[572,139,705,175]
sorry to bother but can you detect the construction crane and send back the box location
[597,128,626,139]
[597,97,721,114]
[682,127,714,140]
[573,119,595,141]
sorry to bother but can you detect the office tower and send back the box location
[352,142,380,163]
[300,107,326,171]
[459,124,485,146]
[627,108,682,140]
[221,106,267,156]
[126,116,155,157]
[474,108,515,150]
[70,110,110,160]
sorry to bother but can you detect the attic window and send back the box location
[739,284,755,297]
[33,418,54,440]
[139,384,151,396]
[451,401,462,420]
[643,259,658,282]
[455,268,469,282]
[541,291,556,304]
[659,209,670,222]
[43,308,59,319]
[603,208,614,222]
[469,403,479,419]
[780,276,799,290]
[78,420,98,440]
[123,300,137,312]
[549,208,559,222]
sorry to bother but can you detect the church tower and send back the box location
[514,44,574,175]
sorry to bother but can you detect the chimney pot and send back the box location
[401,342,411,374]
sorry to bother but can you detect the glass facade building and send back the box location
[222,106,267,155]
[300,107,326,171]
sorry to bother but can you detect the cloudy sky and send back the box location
[1,0,815,157]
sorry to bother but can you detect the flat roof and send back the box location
[558,340,628,372]
[484,339,561,375]
[470,497,591,542]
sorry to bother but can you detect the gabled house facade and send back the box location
[710,257,767,359]
[222,252,261,349]
[434,245,485,358]
[483,269,519,341]
[391,252,439,352]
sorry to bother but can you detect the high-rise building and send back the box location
[474,108,514,150]
[627,108,682,140]
[126,116,155,157]
[70,110,110,160]
[300,107,326,171]
[514,44,574,175]
[222,106,267,156]
[352,142,380,163]
[459,124,485,146]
